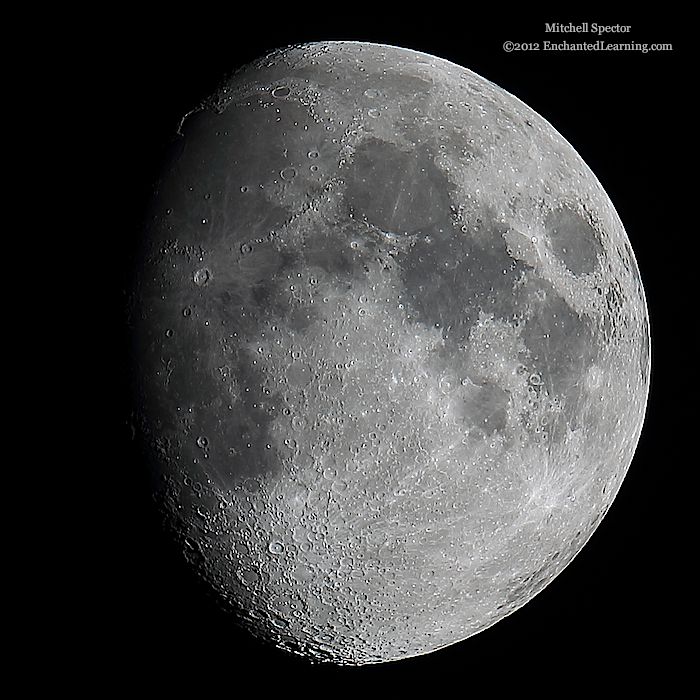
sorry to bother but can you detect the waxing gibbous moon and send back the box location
[129,41,650,665]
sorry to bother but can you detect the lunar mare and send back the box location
[130,42,650,664]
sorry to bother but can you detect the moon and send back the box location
[129,41,650,665]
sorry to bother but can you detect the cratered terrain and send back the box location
[129,41,650,665]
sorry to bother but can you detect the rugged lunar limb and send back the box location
[130,42,650,664]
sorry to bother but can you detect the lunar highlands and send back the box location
[130,42,650,664]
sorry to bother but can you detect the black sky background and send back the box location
[78,11,688,693]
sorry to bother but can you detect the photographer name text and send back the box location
[545,23,631,35]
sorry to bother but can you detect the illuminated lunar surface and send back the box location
[130,41,650,665]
